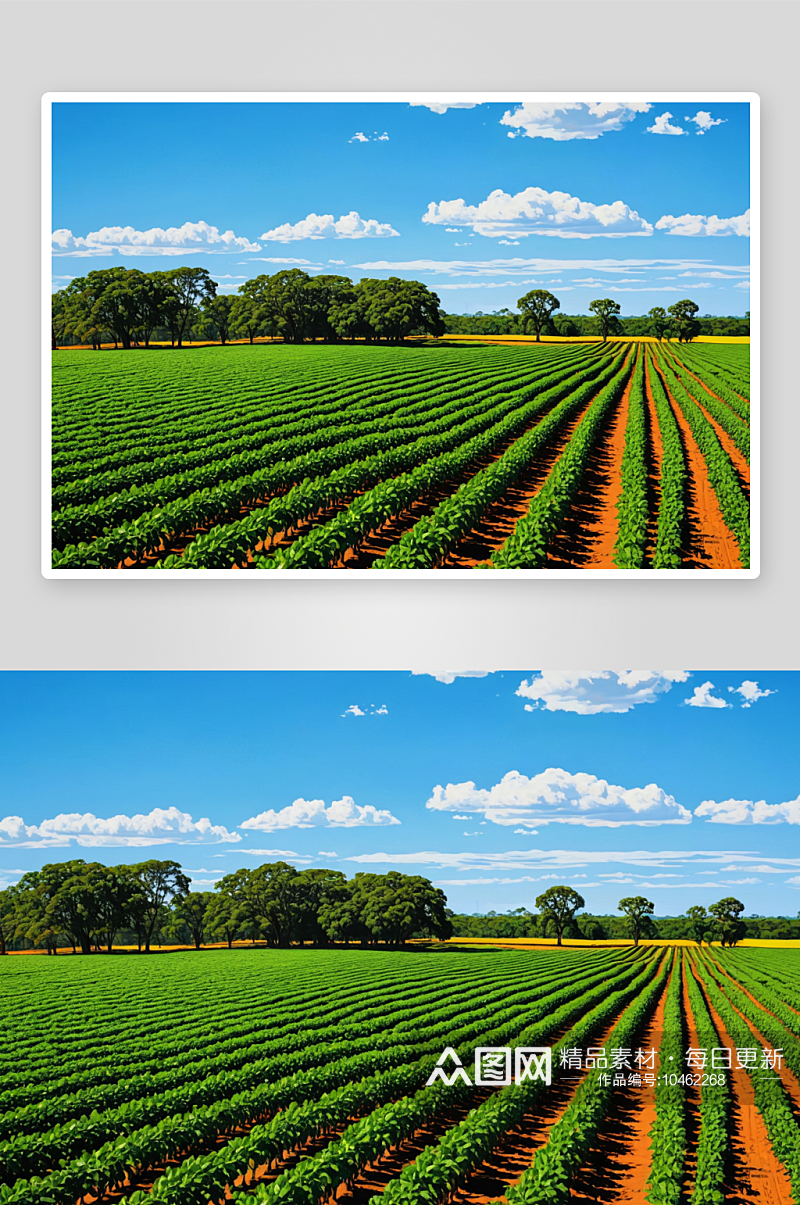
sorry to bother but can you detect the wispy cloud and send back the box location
[517,671,689,715]
[501,102,651,141]
[410,102,479,114]
[353,257,750,279]
[412,671,495,684]
[342,703,389,717]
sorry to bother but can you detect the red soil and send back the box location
[663,347,750,409]
[680,952,704,1199]
[542,350,636,569]
[565,959,670,1204]
[692,965,794,1205]
[648,354,742,569]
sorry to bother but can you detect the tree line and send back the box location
[51,266,446,350]
[446,294,750,341]
[0,859,451,954]
[453,886,780,946]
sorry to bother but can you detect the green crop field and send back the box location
[50,340,751,571]
[1,944,798,1205]
[1,944,797,1205]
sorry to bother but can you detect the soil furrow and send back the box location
[649,357,742,569]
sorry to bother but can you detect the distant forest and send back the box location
[443,309,750,339]
[450,909,798,943]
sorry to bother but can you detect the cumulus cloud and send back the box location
[728,680,776,707]
[423,187,652,240]
[695,797,800,825]
[685,111,726,135]
[410,102,478,114]
[349,131,390,143]
[240,796,400,831]
[517,670,689,714]
[342,703,389,716]
[647,112,685,136]
[425,767,692,828]
[52,220,260,257]
[350,132,369,143]
[685,681,730,709]
[412,671,494,684]
[0,807,240,848]
[260,211,399,242]
[656,211,750,237]
[500,102,651,141]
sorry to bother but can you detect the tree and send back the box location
[668,299,701,343]
[202,293,236,344]
[534,885,585,947]
[355,872,451,946]
[92,864,140,953]
[618,896,656,947]
[131,860,190,952]
[517,289,560,343]
[685,904,711,945]
[709,897,746,947]
[588,298,622,343]
[293,868,348,944]
[134,271,172,348]
[0,887,20,954]
[358,277,445,343]
[204,891,243,948]
[647,306,669,342]
[165,267,217,348]
[173,891,215,949]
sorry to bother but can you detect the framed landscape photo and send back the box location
[42,92,758,578]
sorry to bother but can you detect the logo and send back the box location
[426,1046,552,1087]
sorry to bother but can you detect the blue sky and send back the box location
[1,670,796,918]
[51,100,751,317]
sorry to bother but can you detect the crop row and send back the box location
[670,347,750,405]
[613,346,648,567]
[684,957,730,1205]
[644,349,687,569]
[646,952,686,1205]
[489,347,634,568]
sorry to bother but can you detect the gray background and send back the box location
[2,0,795,671]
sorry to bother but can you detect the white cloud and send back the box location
[350,132,369,142]
[423,187,653,240]
[445,228,462,233]
[500,102,651,141]
[685,681,730,709]
[425,767,692,828]
[647,112,685,136]
[247,257,318,265]
[685,111,726,135]
[242,847,300,856]
[328,259,346,265]
[260,211,399,243]
[240,796,400,831]
[410,102,478,114]
[318,850,338,857]
[52,220,260,258]
[0,807,240,848]
[787,876,800,887]
[413,670,494,684]
[656,211,750,237]
[342,703,389,716]
[353,257,750,279]
[377,133,389,142]
[695,797,800,825]
[728,680,776,708]
[346,847,800,873]
[734,281,751,290]
[517,670,689,715]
